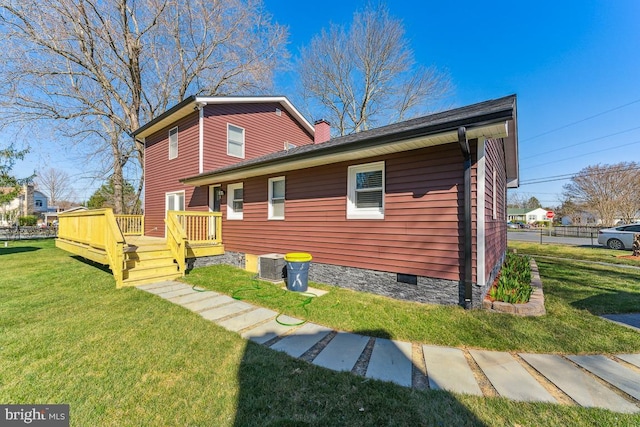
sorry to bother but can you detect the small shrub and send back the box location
[489,253,533,304]
[18,216,38,226]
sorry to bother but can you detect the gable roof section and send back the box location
[180,95,519,187]
[131,96,315,140]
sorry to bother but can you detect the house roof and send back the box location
[131,96,315,140]
[181,95,519,187]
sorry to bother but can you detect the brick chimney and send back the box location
[313,119,331,144]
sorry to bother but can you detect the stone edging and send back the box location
[482,258,546,316]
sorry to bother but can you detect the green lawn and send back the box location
[1,239,639,426]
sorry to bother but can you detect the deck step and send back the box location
[124,263,180,281]
[122,272,183,287]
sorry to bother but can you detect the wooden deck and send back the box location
[56,209,224,287]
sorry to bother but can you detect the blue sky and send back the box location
[266,0,640,207]
[13,1,640,206]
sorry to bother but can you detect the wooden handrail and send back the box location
[165,211,188,274]
[173,211,223,243]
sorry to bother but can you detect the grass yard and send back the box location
[183,247,640,354]
[1,239,639,426]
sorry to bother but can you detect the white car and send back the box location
[597,223,640,250]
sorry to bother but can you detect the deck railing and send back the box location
[57,208,125,286]
[115,215,144,236]
[173,211,223,244]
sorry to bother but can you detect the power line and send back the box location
[521,139,640,171]
[521,97,640,142]
[520,125,640,161]
[520,165,640,186]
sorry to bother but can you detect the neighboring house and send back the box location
[506,208,526,222]
[133,95,519,308]
[0,184,49,226]
[507,207,551,224]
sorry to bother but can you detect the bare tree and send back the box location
[296,3,450,136]
[563,162,640,226]
[35,167,74,206]
[0,0,287,213]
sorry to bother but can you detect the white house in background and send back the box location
[507,207,551,224]
[525,208,550,223]
[0,184,49,226]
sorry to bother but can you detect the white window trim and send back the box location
[347,161,385,220]
[227,182,243,220]
[268,176,285,220]
[168,126,178,160]
[227,123,245,159]
[165,190,185,213]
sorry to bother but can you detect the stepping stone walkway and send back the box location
[137,281,640,413]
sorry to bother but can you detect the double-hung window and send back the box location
[227,124,245,158]
[347,161,385,219]
[227,183,243,220]
[168,127,178,159]
[268,177,285,220]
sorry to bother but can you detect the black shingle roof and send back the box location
[181,94,516,184]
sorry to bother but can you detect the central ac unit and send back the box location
[259,253,285,282]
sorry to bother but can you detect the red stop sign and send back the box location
[546,211,555,219]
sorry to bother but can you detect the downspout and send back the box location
[458,127,473,308]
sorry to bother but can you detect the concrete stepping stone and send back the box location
[568,355,640,400]
[469,350,555,403]
[200,301,253,321]
[270,322,332,358]
[157,287,197,299]
[169,290,220,305]
[182,294,234,312]
[365,338,412,387]
[521,353,638,413]
[422,345,482,396]
[617,354,640,369]
[142,283,187,295]
[313,332,369,372]
[216,308,277,332]
[240,315,303,344]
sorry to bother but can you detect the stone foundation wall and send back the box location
[189,253,478,307]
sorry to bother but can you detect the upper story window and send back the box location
[227,182,243,220]
[268,176,285,220]
[168,126,178,159]
[227,124,245,159]
[347,161,385,220]
[35,200,43,207]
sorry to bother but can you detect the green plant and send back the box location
[18,215,38,226]
[489,252,533,304]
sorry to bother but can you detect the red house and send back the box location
[133,95,519,308]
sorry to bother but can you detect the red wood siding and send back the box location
[202,103,314,171]
[483,138,508,277]
[220,144,467,282]
[144,102,314,237]
[144,112,202,236]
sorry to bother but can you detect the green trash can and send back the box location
[284,252,312,292]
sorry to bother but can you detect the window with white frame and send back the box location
[227,124,245,158]
[268,176,285,220]
[168,126,178,159]
[347,161,385,219]
[227,182,243,220]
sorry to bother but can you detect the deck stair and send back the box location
[122,237,183,287]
